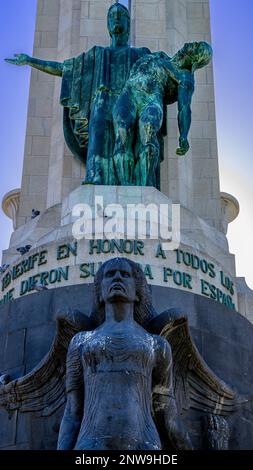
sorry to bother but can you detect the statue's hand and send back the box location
[176,137,189,156]
[5,53,30,66]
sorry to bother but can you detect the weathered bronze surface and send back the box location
[202,414,230,450]
[0,258,238,451]
[5,3,212,188]
[113,42,212,186]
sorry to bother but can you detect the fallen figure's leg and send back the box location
[139,102,163,187]
[113,88,137,185]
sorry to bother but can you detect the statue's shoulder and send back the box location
[153,51,171,60]
[143,328,171,355]
[93,45,105,52]
[82,45,106,58]
[153,333,172,359]
[133,46,151,56]
[69,330,96,350]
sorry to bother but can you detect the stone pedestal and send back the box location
[1,186,238,311]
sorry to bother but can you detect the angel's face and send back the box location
[100,259,138,304]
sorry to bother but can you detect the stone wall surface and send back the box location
[0,285,253,449]
[17,0,61,228]
[237,277,253,325]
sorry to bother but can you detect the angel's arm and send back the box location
[57,389,83,450]
[5,53,63,77]
[57,335,84,450]
[153,337,193,450]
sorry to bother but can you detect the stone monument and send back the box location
[0,0,253,450]
[0,258,240,450]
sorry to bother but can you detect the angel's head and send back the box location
[90,257,156,327]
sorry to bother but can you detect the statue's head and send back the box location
[191,41,212,71]
[100,258,138,305]
[91,258,156,327]
[107,3,131,43]
[175,41,212,72]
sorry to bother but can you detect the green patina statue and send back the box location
[6,3,212,189]
[113,42,212,186]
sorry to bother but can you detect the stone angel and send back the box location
[0,258,238,450]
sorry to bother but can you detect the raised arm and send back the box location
[57,335,84,450]
[176,77,194,156]
[5,53,63,77]
[153,337,193,450]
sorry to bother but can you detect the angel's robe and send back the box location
[60,45,151,185]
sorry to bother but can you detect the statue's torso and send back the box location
[75,327,161,450]
[124,54,195,107]
[127,55,170,98]
[91,45,151,105]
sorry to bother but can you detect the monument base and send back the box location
[0,186,239,311]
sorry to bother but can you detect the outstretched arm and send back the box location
[153,338,193,450]
[176,78,194,156]
[57,336,84,450]
[5,53,63,77]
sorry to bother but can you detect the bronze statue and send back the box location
[202,414,230,450]
[113,42,212,187]
[0,258,238,450]
[57,258,192,450]
[5,3,212,189]
[5,3,151,186]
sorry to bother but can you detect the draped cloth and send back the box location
[60,49,94,162]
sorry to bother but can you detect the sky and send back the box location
[0,0,252,289]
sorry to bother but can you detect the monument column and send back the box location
[187,0,222,230]
[46,0,118,210]
[132,0,222,230]
[18,0,221,230]
[18,1,116,224]
[17,0,60,228]
[46,0,84,210]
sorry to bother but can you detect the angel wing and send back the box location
[0,309,95,417]
[147,309,237,416]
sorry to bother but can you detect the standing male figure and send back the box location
[6,3,151,185]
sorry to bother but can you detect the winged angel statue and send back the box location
[0,258,240,450]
